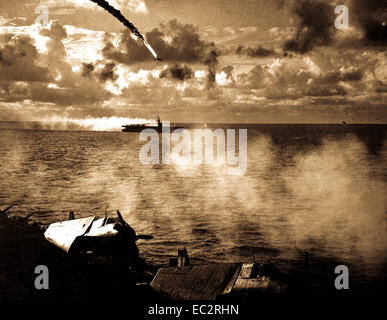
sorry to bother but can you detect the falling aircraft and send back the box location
[89,0,161,60]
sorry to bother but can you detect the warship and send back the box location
[122,115,183,132]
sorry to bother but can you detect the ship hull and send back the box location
[122,125,184,132]
[122,125,161,132]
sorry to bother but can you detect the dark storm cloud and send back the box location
[236,45,275,57]
[222,66,234,81]
[40,21,67,40]
[82,62,95,78]
[99,62,118,81]
[284,0,334,53]
[81,62,118,81]
[159,64,193,81]
[0,81,30,103]
[308,69,364,86]
[102,19,219,64]
[0,35,51,82]
[281,0,387,52]
[352,0,387,45]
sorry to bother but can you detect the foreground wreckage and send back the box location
[44,212,304,299]
[2,205,304,300]
[44,210,153,270]
[151,248,304,300]
[43,210,156,296]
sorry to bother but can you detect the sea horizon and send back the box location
[0,120,386,132]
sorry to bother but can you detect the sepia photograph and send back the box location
[0,0,385,317]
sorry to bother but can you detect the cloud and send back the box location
[61,24,105,62]
[43,0,148,14]
[40,20,67,40]
[81,61,118,81]
[159,64,193,81]
[0,5,385,125]
[221,66,234,81]
[81,62,95,78]
[0,16,9,26]
[236,45,276,57]
[280,0,387,53]
[351,0,387,45]
[112,0,148,13]
[238,56,366,100]
[102,19,221,89]
[102,19,219,64]
[0,21,112,109]
[99,62,118,81]
[28,81,111,106]
[283,0,334,53]
[234,48,387,108]
[0,35,51,82]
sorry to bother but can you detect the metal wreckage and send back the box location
[1,205,305,300]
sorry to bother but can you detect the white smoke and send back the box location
[37,116,152,131]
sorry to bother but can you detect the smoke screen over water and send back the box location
[0,125,386,288]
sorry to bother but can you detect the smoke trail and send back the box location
[90,0,143,39]
[205,48,219,89]
[283,0,334,53]
[352,0,387,45]
[89,0,160,59]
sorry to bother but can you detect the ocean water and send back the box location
[0,124,386,293]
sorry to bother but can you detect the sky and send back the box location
[0,0,386,128]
